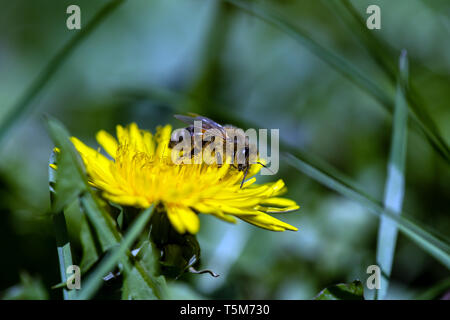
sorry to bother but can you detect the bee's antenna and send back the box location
[256,161,275,175]
[240,165,250,189]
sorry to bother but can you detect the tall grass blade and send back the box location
[226,0,450,162]
[0,0,125,148]
[375,50,409,299]
[76,205,154,300]
[284,153,450,269]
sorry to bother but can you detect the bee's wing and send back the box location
[174,114,228,140]
[174,114,223,130]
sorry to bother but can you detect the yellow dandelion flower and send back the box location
[69,123,299,234]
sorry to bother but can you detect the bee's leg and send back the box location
[240,165,250,189]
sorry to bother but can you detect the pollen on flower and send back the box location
[69,123,299,234]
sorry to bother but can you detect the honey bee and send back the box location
[169,114,263,188]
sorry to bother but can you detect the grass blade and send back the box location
[375,50,409,299]
[76,205,154,300]
[0,0,125,148]
[284,153,450,270]
[225,0,450,162]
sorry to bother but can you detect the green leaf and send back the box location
[226,0,450,162]
[375,50,409,300]
[166,283,205,300]
[315,280,364,300]
[79,214,101,272]
[1,272,49,300]
[284,153,450,269]
[46,118,87,213]
[46,118,167,299]
[47,116,117,280]
[48,146,77,300]
[110,202,125,230]
[79,192,120,251]
[122,241,167,300]
[76,205,155,300]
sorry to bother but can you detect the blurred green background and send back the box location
[0,0,449,299]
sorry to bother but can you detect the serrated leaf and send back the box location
[166,282,205,300]
[45,117,166,300]
[77,206,156,300]
[79,214,101,272]
[46,118,87,213]
[315,280,364,300]
[122,241,167,300]
[79,192,120,251]
[47,120,80,300]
